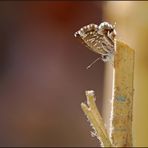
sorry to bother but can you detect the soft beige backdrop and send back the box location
[103,1,148,147]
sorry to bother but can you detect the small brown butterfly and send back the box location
[74,22,116,68]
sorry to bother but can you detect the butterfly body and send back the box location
[74,22,116,63]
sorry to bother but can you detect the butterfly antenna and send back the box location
[86,57,101,69]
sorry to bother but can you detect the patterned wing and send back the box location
[74,24,110,56]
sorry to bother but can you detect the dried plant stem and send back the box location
[81,40,134,147]
[110,40,135,147]
[81,90,112,147]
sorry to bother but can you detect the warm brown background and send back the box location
[0,1,104,147]
[1,1,147,147]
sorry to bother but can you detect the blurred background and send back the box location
[0,1,148,147]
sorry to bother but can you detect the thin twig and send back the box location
[81,90,112,147]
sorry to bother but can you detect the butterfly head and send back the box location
[98,22,116,40]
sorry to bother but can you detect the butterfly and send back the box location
[74,22,116,68]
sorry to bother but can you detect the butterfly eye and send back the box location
[110,29,113,32]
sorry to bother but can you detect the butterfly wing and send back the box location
[74,24,110,56]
